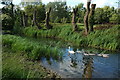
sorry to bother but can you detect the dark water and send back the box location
[30,37,120,78]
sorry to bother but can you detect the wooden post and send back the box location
[84,1,91,35]
[72,8,78,31]
[45,7,52,29]
[88,4,96,32]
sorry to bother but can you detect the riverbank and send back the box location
[2,47,61,79]
[2,35,120,78]
[2,35,63,60]
[19,23,120,51]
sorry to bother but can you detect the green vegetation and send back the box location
[2,47,60,78]
[1,0,120,79]
[22,24,120,51]
[2,35,63,60]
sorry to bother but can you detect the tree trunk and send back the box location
[32,10,41,29]
[20,12,23,26]
[23,12,28,27]
[10,2,14,17]
[45,7,52,29]
[88,4,96,32]
[10,2,14,31]
[72,8,78,31]
[84,2,91,35]
[32,10,37,26]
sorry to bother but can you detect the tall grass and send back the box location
[2,47,56,78]
[2,35,63,60]
[21,24,120,51]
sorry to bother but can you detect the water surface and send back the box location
[28,37,120,78]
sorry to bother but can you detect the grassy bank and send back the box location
[21,23,120,51]
[2,47,61,78]
[2,35,63,60]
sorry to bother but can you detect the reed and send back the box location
[2,35,63,60]
[22,24,120,51]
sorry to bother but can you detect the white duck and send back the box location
[102,54,109,58]
[83,53,90,56]
[68,46,75,54]
[97,53,109,57]
[88,53,96,56]
[76,49,82,53]
[83,50,95,56]
[97,54,103,57]
[83,51,90,56]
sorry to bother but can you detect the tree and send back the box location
[45,7,52,29]
[46,1,70,23]
[94,6,119,24]
[2,2,15,32]
[110,13,120,24]
[84,1,91,35]
[72,8,78,31]
[13,7,24,34]
[102,6,111,23]
[24,3,45,26]
[94,8,104,24]
[75,3,86,23]
[88,4,96,32]
[22,11,28,27]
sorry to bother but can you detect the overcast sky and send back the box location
[0,0,119,8]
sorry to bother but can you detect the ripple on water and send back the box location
[39,40,120,78]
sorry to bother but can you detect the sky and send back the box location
[0,0,119,8]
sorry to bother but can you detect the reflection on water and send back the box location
[82,56,93,78]
[41,47,120,78]
[26,37,119,78]
[69,53,77,68]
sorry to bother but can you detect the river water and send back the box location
[31,37,120,78]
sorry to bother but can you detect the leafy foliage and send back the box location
[24,3,46,26]
[46,2,71,23]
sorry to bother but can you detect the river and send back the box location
[30,37,120,78]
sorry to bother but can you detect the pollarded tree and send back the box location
[88,4,96,32]
[45,7,52,29]
[32,9,42,29]
[84,0,91,35]
[72,8,78,31]
[22,11,28,27]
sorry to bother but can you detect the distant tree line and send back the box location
[1,1,120,32]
